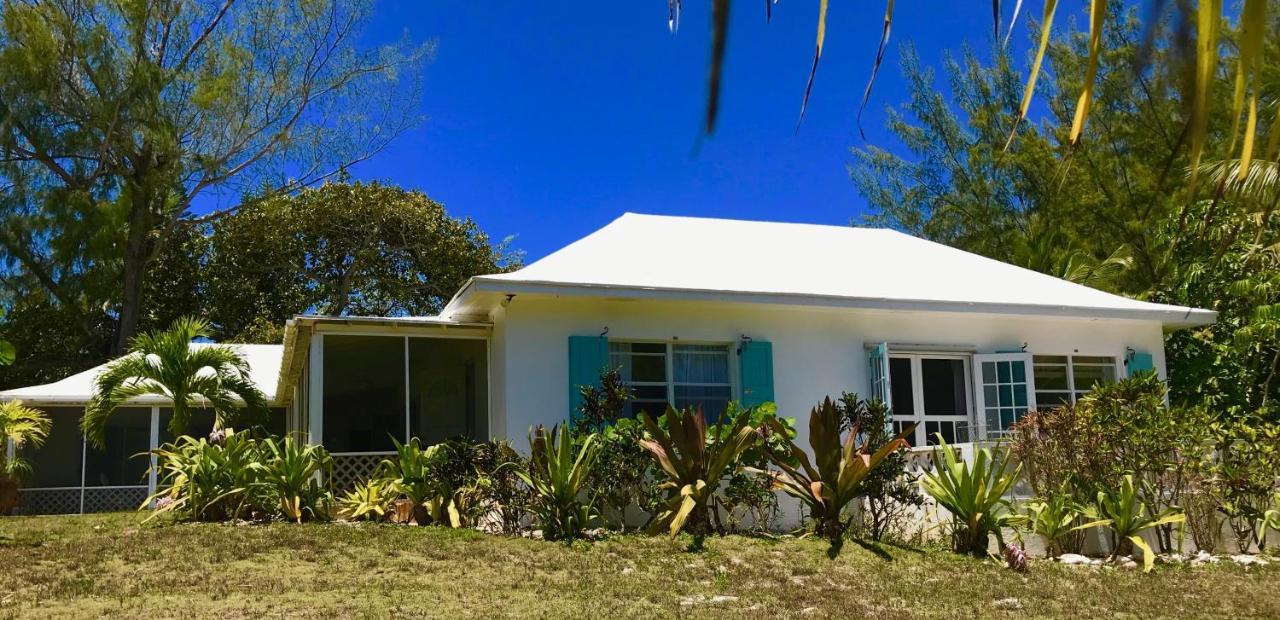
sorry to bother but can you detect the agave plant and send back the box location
[339,478,393,522]
[516,424,600,541]
[921,438,1022,557]
[1020,486,1107,558]
[638,405,757,541]
[256,436,332,523]
[84,317,268,449]
[1089,474,1186,572]
[378,437,454,526]
[759,397,910,553]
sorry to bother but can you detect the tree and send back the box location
[198,181,519,342]
[0,0,430,354]
[0,399,51,514]
[83,316,267,448]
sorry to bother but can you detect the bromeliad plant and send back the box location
[517,424,601,541]
[1089,474,1186,572]
[1019,485,1108,559]
[638,405,757,542]
[339,478,393,522]
[256,436,332,523]
[759,397,910,554]
[921,438,1022,557]
[378,437,453,526]
[145,431,266,522]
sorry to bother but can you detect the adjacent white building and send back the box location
[2,213,1216,514]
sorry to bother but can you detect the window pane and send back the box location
[1033,355,1068,364]
[925,421,957,446]
[1072,362,1116,391]
[1035,392,1073,408]
[920,358,967,417]
[673,345,729,384]
[1033,363,1070,390]
[84,407,150,487]
[20,407,83,488]
[611,343,667,383]
[1073,355,1115,364]
[323,335,406,453]
[675,385,732,421]
[409,338,488,446]
[889,358,915,417]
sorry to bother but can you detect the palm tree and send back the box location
[0,400,52,514]
[83,317,268,448]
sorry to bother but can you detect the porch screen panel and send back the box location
[409,337,488,445]
[158,409,216,444]
[21,407,83,488]
[84,407,150,487]
[323,335,406,452]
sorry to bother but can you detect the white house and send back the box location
[2,213,1216,514]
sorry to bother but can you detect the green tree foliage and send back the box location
[195,181,518,342]
[0,0,430,359]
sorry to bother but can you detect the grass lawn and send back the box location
[0,513,1277,619]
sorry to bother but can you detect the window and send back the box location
[978,357,1031,434]
[610,342,733,420]
[1033,355,1117,407]
[888,354,971,446]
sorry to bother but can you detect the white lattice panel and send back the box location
[15,489,81,515]
[83,487,148,513]
[330,453,388,492]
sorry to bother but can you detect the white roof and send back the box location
[446,213,1214,326]
[0,343,284,405]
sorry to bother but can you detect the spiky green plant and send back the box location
[1089,474,1186,572]
[339,478,393,522]
[516,424,600,541]
[638,405,757,541]
[144,431,264,522]
[0,400,51,480]
[256,436,332,523]
[378,437,453,525]
[1020,485,1108,558]
[84,317,268,448]
[921,438,1022,557]
[760,397,910,553]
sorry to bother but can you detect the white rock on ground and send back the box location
[991,598,1023,611]
[1057,553,1094,565]
[1230,554,1269,567]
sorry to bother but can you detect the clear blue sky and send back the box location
[349,2,1030,262]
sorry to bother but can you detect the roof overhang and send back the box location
[444,277,1218,329]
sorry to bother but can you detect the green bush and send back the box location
[921,438,1020,557]
[838,393,923,542]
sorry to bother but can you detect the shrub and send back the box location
[1019,484,1106,558]
[1088,474,1185,572]
[921,438,1020,557]
[838,393,924,542]
[338,478,393,522]
[257,436,332,523]
[717,403,795,533]
[517,425,601,541]
[638,405,758,543]
[1213,418,1280,552]
[378,438,448,525]
[760,397,909,554]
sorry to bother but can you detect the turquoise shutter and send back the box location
[1126,350,1154,377]
[867,343,893,435]
[738,340,774,408]
[568,336,609,420]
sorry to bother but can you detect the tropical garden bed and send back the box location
[0,511,1277,619]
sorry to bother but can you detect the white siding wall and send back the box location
[489,296,1167,528]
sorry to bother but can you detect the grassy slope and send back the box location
[0,513,1277,619]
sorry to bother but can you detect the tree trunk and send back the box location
[115,196,154,354]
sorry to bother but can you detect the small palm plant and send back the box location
[1089,474,1185,572]
[921,438,1021,557]
[638,405,757,541]
[84,316,268,448]
[759,397,910,554]
[256,436,333,523]
[516,424,601,541]
[0,400,52,515]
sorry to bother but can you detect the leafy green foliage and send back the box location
[838,393,923,542]
[1019,486,1107,558]
[921,438,1021,557]
[83,317,268,449]
[256,436,333,524]
[517,425,601,541]
[1088,475,1186,572]
[0,400,50,480]
[338,479,394,522]
[761,397,909,553]
[638,405,757,542]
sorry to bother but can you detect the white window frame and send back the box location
[1032,354,1120,407]
[609,340,736,416]
[888,352,974,447]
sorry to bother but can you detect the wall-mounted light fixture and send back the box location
[737,334,753,356]
[600,326,609,339]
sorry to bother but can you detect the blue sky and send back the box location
[349,2,1031,262]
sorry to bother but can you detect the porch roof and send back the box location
[0,343,285,405]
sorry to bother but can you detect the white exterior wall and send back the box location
[488,296,1166,528]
